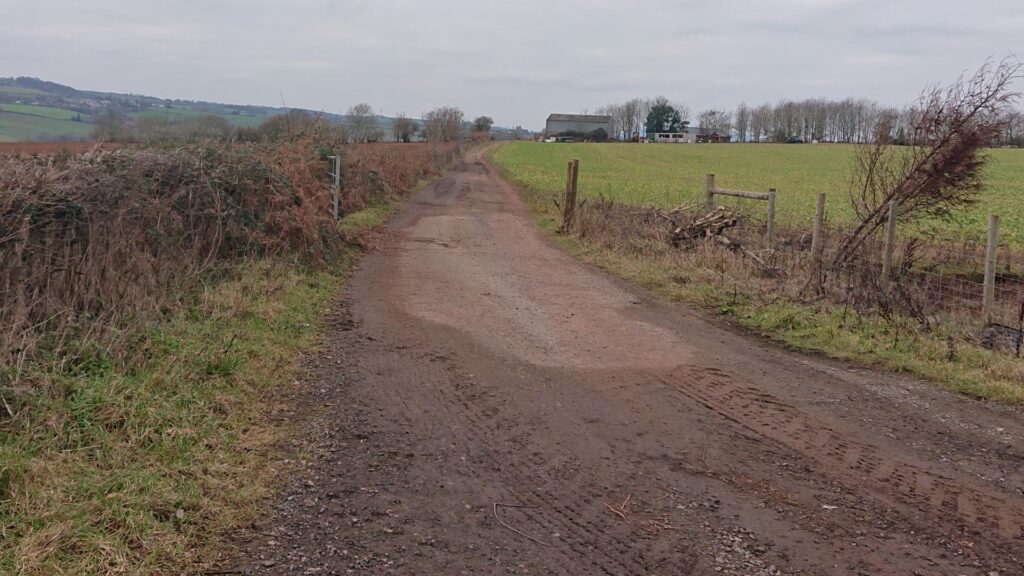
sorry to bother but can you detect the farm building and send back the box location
[696,127,731,143]
[651,126,731,143]
[545,114,614,139]
[651,128,696,143]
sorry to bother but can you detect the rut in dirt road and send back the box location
[235,148,1024,575]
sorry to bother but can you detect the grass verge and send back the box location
[0,255,351,574]
[490,146,1024,405]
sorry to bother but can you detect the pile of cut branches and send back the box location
[667,206,740,248]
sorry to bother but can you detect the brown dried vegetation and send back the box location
[0,139,459,374]
[834,58,1021,268]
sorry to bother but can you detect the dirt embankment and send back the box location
[231,147,1023,575]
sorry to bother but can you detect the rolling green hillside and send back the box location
[0,76,527,142]
[0,103,87,120]
[0,77,281,141]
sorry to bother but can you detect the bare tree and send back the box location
[676,102,692,127]
[734,103,750,142]
[347,102,377,143]
[598,96,698,139]
[749,103,771,142]
[595,103,624,139]
[423,106,464,142]
[91,109,130,141]
[698,109,732,135]
[633,98,653,137]
[999,108,1024,146]
[393,112,416,143]
[832,58,1021,269]
[621,100,640,139]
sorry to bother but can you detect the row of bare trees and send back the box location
[734,97,1024,145]
[591,90,1024,147]
[592,97,747,140]
[731,98,912,143]
[594,98,689,140]
[995,108,1024,146]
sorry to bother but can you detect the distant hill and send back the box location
[0,77,281,141]
[0,77,531,142]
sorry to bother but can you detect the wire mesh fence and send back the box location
[702,188,1024,343]
[565,164,1024,355]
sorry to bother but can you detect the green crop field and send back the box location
[493,142,1024,246]
[0,103,87,120]
[0,110,93,141]
[130,107,266,128]
[0,101,88,119]
[0,105,267,141]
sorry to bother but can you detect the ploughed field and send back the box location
[492,142,1024,245]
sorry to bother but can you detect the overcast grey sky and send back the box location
[1,0,1021,129]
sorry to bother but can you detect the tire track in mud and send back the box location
[363,332,696,575]
[657,365,1024,544]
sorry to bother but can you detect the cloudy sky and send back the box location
[2,0,1021,129]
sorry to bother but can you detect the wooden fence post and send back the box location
[766,188,777,246]
[561,159,579,232]
[705,174,715,212]
[811,192,825,265]
[332,154,341,221]
[983,214,1000,316]
[561,160,573,231]
[572,158,580,197]
[880,200,897,289]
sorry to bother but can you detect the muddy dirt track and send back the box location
[235,147,1024,575]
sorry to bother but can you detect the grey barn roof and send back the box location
[546,113,612,123]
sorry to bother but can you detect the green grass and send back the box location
[561,238,1023,404]
[0,104,87,121]
[340,200,396,232]
[491,144,1024,405]
[0,105,267,141]
[0,258,349,575]
[130,107,266,128]
[0,186,414,574]
[492,142,1024,245]
[0,110,93,141]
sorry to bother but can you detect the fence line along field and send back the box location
[493,142,1024,246]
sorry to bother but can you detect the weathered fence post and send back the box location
[766,188,777,246]
[572,158,579,197]
[880,200,898,289]
[983,214,1000,316]
[705,174,716,212]
[328,154,341,220]
[811,192,825,265]
[561,159,579,232]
